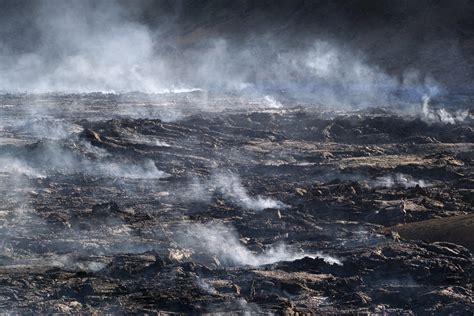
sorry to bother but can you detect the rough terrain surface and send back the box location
[0,92,472,314]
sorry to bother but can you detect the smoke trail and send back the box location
[176,222,304,267]
[176,222,342,267]
[0,141,167,180]
[0,157,46,179]
[421,96,468,124]
[0,0,453,109]
[175,172,286,211]
[263,95,283,109]
[373,173,429,188]
[212,172,286,211]
[94,159,168,179]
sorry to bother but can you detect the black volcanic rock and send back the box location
[0,93,472,314]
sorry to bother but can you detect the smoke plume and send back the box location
[0,0,469,109]
[373,173,429,189]
[421,96,468,124]
[176,222,305,267]
[179,172,286,211]
[212,172,287,211]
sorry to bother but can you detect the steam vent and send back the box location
[0,0,473,314]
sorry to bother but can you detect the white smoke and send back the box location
[0,157,46,179]
[176,172,286,211]
[212,173,286,211]
[0,143,167,180]
[303,41,397,107]
[196,278,218,295]
[94,159,168,179]
[421,96,468,124]
[0,1,173,93]
[177,222,306,267]
[263,95,283,109]
[177,222,342,267]
[373,173,429,188]
[0,0,448,109]
[12,118,81,141]
[314,252,343,266]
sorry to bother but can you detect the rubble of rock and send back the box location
[0,93,472,314]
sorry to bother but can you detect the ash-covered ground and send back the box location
[0,92,472,314]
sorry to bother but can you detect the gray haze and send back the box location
[0,0,473,107]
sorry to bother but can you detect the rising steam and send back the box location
[212,173,287,211]
[179,172,287,211]
[0,0,452,109]
[176,222,339,267]
[373,173,429,188]
[421,96,468,124]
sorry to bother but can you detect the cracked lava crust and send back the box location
[0,93,472,314]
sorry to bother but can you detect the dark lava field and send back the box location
[0,92,473,314]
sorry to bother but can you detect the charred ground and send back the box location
[0,93,472,314]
